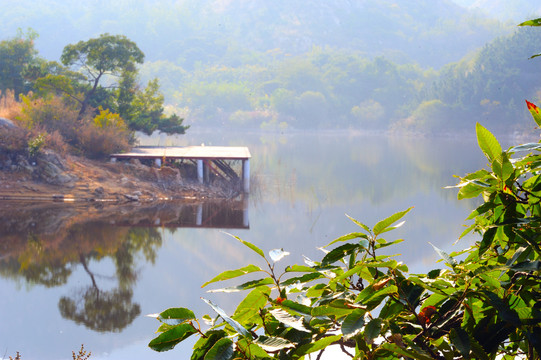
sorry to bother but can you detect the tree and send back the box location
[129,78,189,135]
[0,28,40,97]
[60,33,145,118]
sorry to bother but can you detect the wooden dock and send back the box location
[111,146,251,192]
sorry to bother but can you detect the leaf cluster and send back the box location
[149,101,541,359]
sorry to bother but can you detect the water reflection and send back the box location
[0,199,248,336]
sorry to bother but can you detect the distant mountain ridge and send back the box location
[0,0,510,68]
[451,0,541,22]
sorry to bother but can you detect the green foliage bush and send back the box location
[149,103,541,358]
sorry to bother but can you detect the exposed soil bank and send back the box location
[0,149,237,203]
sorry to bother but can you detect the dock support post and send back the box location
[155,158,162,167]
[197,159,204,184]
[242,159,250,193]
[110,157,117,163]
[196,203,203,226]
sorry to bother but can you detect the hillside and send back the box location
[0,0,509,68]
[451,0,541,22]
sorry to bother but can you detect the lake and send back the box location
[0,129,503,360]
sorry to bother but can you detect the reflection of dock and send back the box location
[111,146,251,193]
[111,200,249,229]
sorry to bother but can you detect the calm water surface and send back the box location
[1,130,494,359]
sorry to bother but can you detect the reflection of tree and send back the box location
[0,216,162,333]
[57,228,161,332]
[59,253,141,332]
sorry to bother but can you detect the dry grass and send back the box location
[0,89,22,121]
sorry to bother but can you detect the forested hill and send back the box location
[451,0,541,22]
[1,0,507,69]
[2,1,540,133]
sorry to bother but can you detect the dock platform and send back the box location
[111,146,251,192]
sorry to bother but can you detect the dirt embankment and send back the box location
[0,148,230,203]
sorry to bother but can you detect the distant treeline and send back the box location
[145,27,541,132]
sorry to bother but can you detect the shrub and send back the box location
[16,95,131,158]
[0,89,22,120]
[77,123,130,159]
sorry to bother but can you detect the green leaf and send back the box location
[321,243,359,265]
[233,286,270,325]
[509,143,541,152]
[379,343,435,360]
[148,323,197,352]
[254,336,295,352]
[269,308,310,332]
[364,318,383,343]
[457,182,487,200]
[207,277,274,293]
[223,232,266,260]
[269,248,290,262]
[204,337,234,360]
[491,152,513,182]
[311,304,353,319]
[476,122,502,163]
[279,299,313,316]
[373,207,413,236]
[483,291,521,327]
[429,242,457,267]
[479,227,497,257]
[236,339,272,358]
[346,214,371,233]
[281,272,325,287]
[450,328,470,358]
[341,309,366,339]
[355,285,398,310]
[292,335,341,358]
[519,18,541,26]
[191,330,228,360]
[323,232,369,248]
[158,307,196,326]
[202,264,263,288]
[202,298,252,338]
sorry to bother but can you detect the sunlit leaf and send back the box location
[373,207,413,236]
[202,264,263,288]
[279,299,313,316]
[509,143,541,152]
[233,286,270,326]
[526,100,541,127]
[269,308,310,332]
[476,122,502,163]
[293,335,342,357]
[323,232,369,247]
[148,323,197,352]
[222,231,266,260]
[346,214,371,233]
[429,242,457,267]
[207,277,275,293]
[269,248,290,262]
[158,307,196,325]
[254,336,295,352]
[321,243,359,266]
[201,298,252,338]
[519,18,541,26]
